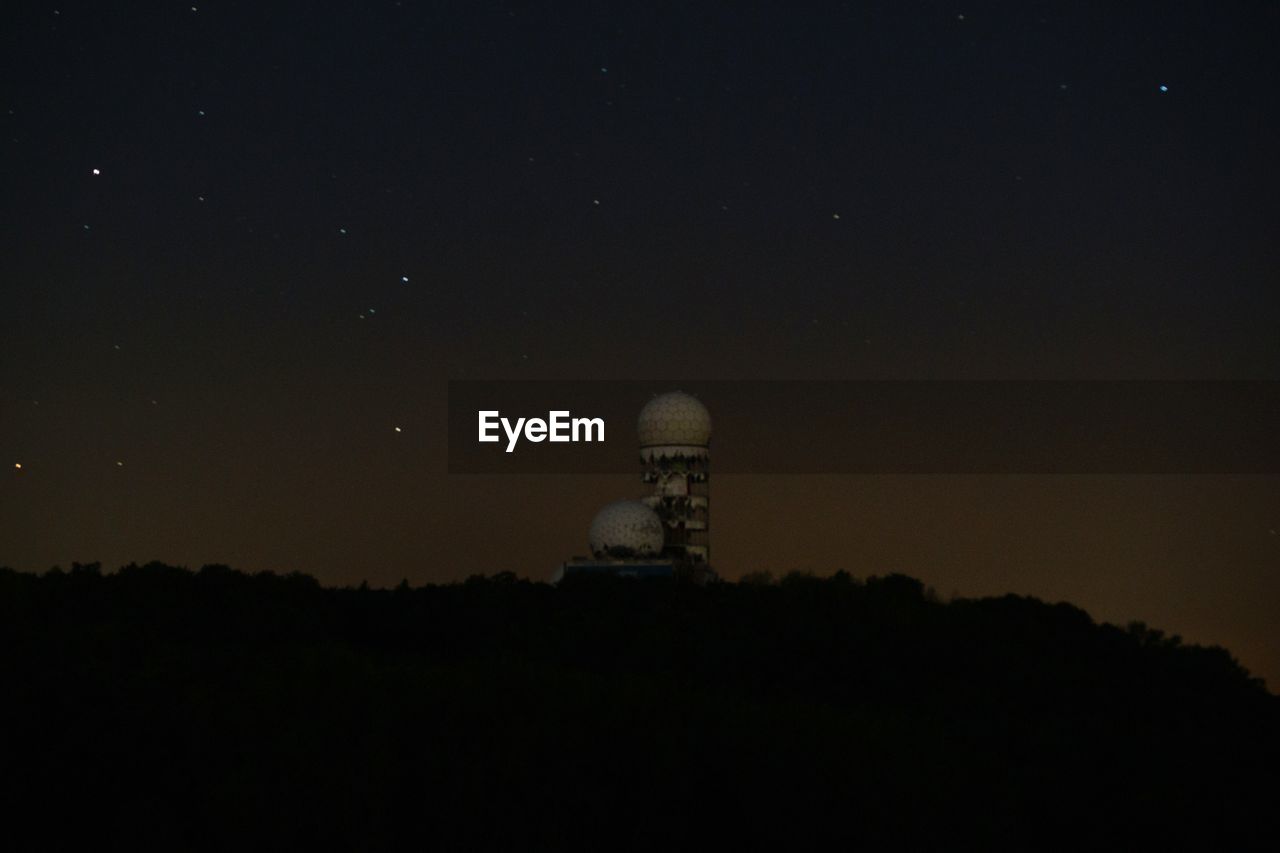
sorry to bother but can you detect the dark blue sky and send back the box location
[5,0,1276,378]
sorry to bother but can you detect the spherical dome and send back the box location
[588,500,665,559]
[637,391,711,448]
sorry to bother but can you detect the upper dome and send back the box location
[588,500,665,559]
[637,391,711,448]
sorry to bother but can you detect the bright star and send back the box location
[1159,84,1168,92]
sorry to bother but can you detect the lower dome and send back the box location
[587,500,665,558]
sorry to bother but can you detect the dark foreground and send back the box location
[1,563,1275,850]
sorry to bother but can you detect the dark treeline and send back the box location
[1,562,1275,850]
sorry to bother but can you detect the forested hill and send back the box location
[1,563,1275,850]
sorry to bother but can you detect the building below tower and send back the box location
[551,558,675,584]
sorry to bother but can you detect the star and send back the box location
[1159,84,1169,92]
[394,427,402,433]
[91,168,100,175]
[13,463,21,470]
[401,275,409,283]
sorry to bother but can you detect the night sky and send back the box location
[2,3,1278,683]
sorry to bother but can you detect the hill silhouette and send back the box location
[1,562,1274,850]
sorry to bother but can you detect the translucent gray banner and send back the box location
[447,381,1280,474]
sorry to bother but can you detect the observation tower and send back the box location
[636,391,711,567]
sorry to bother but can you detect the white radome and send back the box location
[588,500,665,558]
[637,391,711,448]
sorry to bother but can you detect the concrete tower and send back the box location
[637,391,712,567]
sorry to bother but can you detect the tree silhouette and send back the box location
[0,563,1273,849]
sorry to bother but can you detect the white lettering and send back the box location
[502,417,525,453]
[549,410,570,442]
[480,411,605,452]
[573,416,604,442]
[478,411,500,443]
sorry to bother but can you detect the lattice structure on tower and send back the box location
[637,391,711,567]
